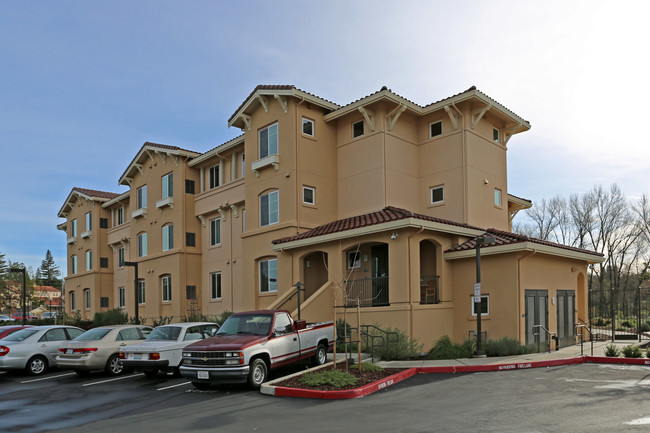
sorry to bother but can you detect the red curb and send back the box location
[273,367,418,399]
[418,357,585,374]
[585,356,650,366]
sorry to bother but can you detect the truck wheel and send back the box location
[247,358,268,389]
[311,343,328,367]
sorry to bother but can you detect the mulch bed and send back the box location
[274,360,405,391]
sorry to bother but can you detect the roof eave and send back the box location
[188,135,246,167]
[444,242,604,264]
[118,145,201,186]
[323,90,421,123]
[101,191,130,208]
[507,194,533,209]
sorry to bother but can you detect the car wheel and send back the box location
[247,358,268,389]
[26,356,48,376]
[191,381,211,390]
[143,370,158,378]
[311,343,328,367]
[74,369,90,376]
[105,354,123,376]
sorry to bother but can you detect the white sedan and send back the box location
[120,322,219,377]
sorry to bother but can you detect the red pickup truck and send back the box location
[180,310,334,389]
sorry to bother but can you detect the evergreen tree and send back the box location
[36,250,62,290]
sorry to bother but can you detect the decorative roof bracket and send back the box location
[274,94,288,114]
[157,151,166,164]
[257,95,269,112]
[444,104,462,130]
[171,153,179,166]
[134,163,144,176]
[146,150,155,162]
[471,104,491,129]
[124,177,133,187]
[230,204,239,218]
[217,207,227,222]
[503,123,522,145]
[386,104,406,131]
[240,114,252,131]
[358,107,375,131]
[198,215,207,227]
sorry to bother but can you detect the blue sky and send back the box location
[1,1,649,275]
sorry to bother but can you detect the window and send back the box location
[185,179,195,194]
[41,328,67,342]
[302,118,314,136]
[209,165,220,189]
[186,285,197,300]
[430,121,443,138]
[162,224,174,251]
[100,257,109,268]
[84,289,91,309]
[71,219,77,237]
[116,207,124,225]
[493,128,500,143]
[70,291,76,310]
[137,185,147,209]
[259,258,277,293]
[186,232,196,247]
[85,212,92,232]
[71,255,77,274]
[100,297,109,308]
[347,250,361,269]
[100,218,108,229]
[210,218,221,246]
[85,250,92,271]
[494,188,502,206]
[259,123,278,158]
[137,280,145,304]
[161,275,172,302]
[472,295,489,316]
[118,287,125,308]
[260,190,279,227]
[162,173,173,199]
[273,312,293,335]
[242,209,246,233]
[352,120,364,138]
[137,232,147,258]
[241,154,245,177]
[211,272,222,299]
[118,247,125,267]
[430,186,444,204]
[302,186,315,205]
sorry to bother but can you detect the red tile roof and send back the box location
[73,187,120,200]
[272,206,483,245]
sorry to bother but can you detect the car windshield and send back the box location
[3,329,38,341]
[146,326,182,341]
[76,328,112,341]
[217,314,272,336]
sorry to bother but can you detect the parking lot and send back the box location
[3,362,650,432]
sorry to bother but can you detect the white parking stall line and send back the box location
[157,381,191,391]
[83,373,144,387]
[21,372,76,383]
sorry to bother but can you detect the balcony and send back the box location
[344,276,389,307]
[420,275,440,304]
[156,197,174,210]
[131,208,147,220]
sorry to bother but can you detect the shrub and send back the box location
[151,316,173,327]
[604,343,620,357]
[426,335,474,360]
[483,336,538,357]
[300,369,358,388]
[620,320,634,328]
[638,322,650,333]
[646,347,650,359]
[336,319,352,344]
[352,362,384,372]
[215,310,232,327]
[621,345,642,358]
[93,308,128,327]
[363,325,423,360]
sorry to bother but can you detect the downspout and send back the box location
[451,102,468,223]
[278,247,294,312]
[229,209,234,313]
[295,97,305,233]
[407,226,425,338]
[517,249,537,342]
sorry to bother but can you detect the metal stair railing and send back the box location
[533,324,557,353]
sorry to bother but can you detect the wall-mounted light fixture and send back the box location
[391,231,398,240]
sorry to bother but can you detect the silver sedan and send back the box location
[0,325,85,375]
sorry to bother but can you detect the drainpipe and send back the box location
[517,249,537,342]
[295,97,305,233]
[407,226,425,337]
[451,102,468,223]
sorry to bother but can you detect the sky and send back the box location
[1,1,649,276]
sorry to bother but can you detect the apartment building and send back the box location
[58,85,603,348]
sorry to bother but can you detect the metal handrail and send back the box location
[533,324,557,353]
[576,324,594,356]
[347,324,399,362]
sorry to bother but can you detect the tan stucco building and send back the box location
[58,85,602,349]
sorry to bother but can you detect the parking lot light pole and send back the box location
[123,261,139,324]
[9,267,27,326]
[475,236,495,357]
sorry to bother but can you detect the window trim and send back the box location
[259,122,279,159]
[70,291,76,311]
[259,190,279,227]
[302,117,314,137]
[162,172,173,200]
[347,250,361,270]
[210,271,222,300]
[118,247,125,267]
[162,224,174,252]
[494,188,502,207]
[85,250,92,271]
[493,127,500,143]
[137,185,147,210]
[352,120,364,138]
[71,219,78,237]
[259,258,278,293]
[161,275,172,303]
[85,211,92,232]
[208,164,221,189]
[471,295,490,316]
[302,186,315,206]
[137,232,148,258]
[209,218,221,247]
[71,255,78,274]
[118,287,125,308]
[430,185,445,205]
[137,279,146,305]
[84,289,91,310]
[430,120,443,138]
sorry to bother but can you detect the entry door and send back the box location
[525,290,548,346]
[557,290,576,346]
[371,245,389,306]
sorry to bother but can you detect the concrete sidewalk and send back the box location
[375,339,649,369]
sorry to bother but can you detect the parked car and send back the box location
[180,310,334,389]
[56,325,153,376]
[12,313,38,321]
[0,315,14,322]
[0,325,33,340]
[41,312,60,319]
[120,322,219,377]
[0,325,85,375]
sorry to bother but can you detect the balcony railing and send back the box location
[344,276,389,307]
[420,275,440,304]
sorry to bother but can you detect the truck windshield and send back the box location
[217,314,272,336]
